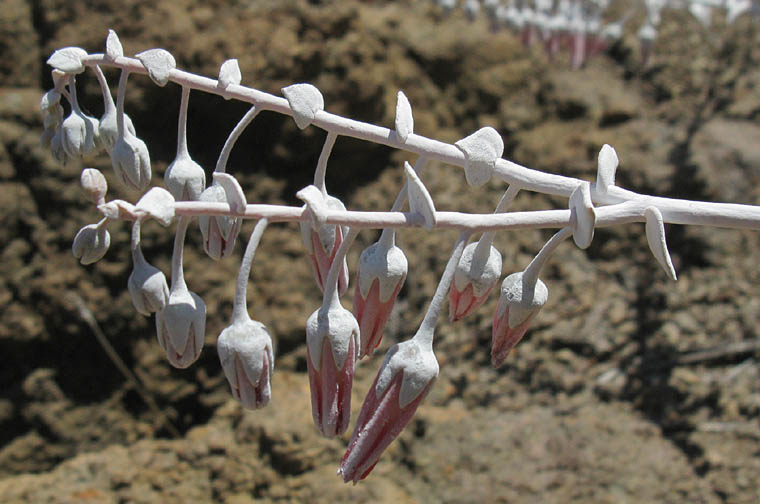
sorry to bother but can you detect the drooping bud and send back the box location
[61,109,96,158]
[448,240,502,322]
[339,337,438,484]
[111,133,152,192]
[306,302,360,438]
[217,316,274,409]
[128,256,170,316]
[491,271,548,367]
[128,220,169,316]
[198,183,242,260]
[155,284,206,369]
[72,223,110,265]
[353,238,407,358]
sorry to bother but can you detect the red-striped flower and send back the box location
[448,240,501,322]
[339,337,438,484]
[353,238,407,358]
[300,195,349,296]
[306,302,360,438]
[491,272,547,367]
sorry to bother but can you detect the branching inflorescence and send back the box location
[43,30,760,484]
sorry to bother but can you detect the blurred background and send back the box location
[0,0,758,502]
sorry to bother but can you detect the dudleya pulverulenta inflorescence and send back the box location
[45,30,760,484]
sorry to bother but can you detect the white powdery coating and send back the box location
[569,182,595,250]
[198,184,242,258]
[299,195,345,255]
[306,304,360,372]
[453,241,502,297]
[404,161,436,229]
[358,241,408,302]
[498,272,548,329]
[395,91,413,143]
[99,109,136,153]
[135,49,176,87]
[282,83,324,130]
[217,318,274,389]
[375,338,439,409]
[645,206,677,281]
[596,144,618,193]
[213,172,247,213]
[454,126,504,188]
[136,187,175,226]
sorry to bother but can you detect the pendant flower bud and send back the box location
[353,239,407,358]
[448,240,502,322]
[198,183,242,260]
[61,109,97,158]
[111,133,152,192]
[339,337,439,484]
[491,272,548,368]
[72,223,110,265]
[128,250,170,316]
[300,194,349,295]
[164,154,206,201]
[306,303,360,438]
[156,284,206,369]
[217,316,274,409]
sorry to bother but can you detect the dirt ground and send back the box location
[0,1,759,502]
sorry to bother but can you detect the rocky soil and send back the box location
[0,1,758,502]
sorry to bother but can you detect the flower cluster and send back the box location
[45,32,760,484]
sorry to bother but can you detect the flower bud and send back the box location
[491,272,548,368]
[300,195,349,295]
[128,255,170,316]
[217,316,274,409]
[164,153,206,201]
[155,285,206,369]
[198,183,242,260]
[339,337,438,484]
[111,133,152,192]
[353,239,407,358]
[80,168,108,204]
[306,303,360,438]
[448,241,502,322]
[99,108,136,153]
[72,224,110,265]
[61,110,96,158]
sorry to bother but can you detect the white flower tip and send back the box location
[105,30,124,61]
[644,206,677,281]
[455,126,504,187]
[136,187,175,226]
[395,91,413,143]
[404,161,436,229]
[282,83,324,129]
[569,183,595,249]
[135,49,176,87]
[596,144,619,193]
